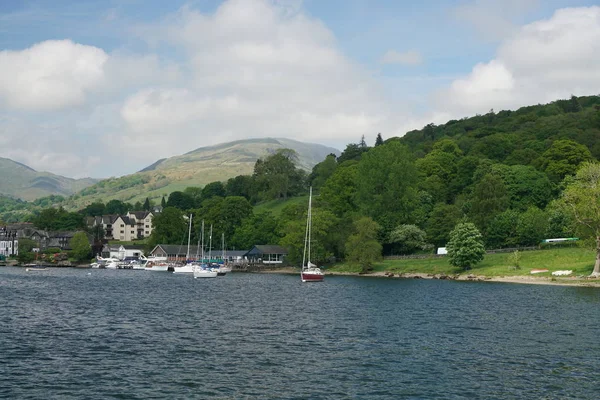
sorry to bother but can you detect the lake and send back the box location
[1,267,599,399]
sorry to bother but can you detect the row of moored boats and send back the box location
[89,256,231,279]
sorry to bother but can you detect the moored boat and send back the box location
[301,187,324,283]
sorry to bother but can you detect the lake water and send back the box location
[1,267,599,399]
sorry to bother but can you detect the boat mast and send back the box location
[222,232,225,262]
[209,224,213,261]
[201,220,205,262]
[302,187,312,269]
[308,186,312,266]
[186,214,193,261]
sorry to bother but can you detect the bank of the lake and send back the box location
[284,246,600,287]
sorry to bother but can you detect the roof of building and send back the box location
[246,245,288,255]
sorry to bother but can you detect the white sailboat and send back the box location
[215,232,231,276]
[301,187,324,282]
[193,221,217,278]
[174,214,195,274]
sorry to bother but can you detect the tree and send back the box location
[319,161,359,217]
[469,173,509,234]
[562,162,600,276]
[230,212,281,250]
[345,217,382,273]
[81,202,105,217]
[201,182,226,200]
[388,224,431,255]
[70,232,91,262]
[167,191,195,210]
[375,133,384,146]
[253,149,306,201]
[147,207,187,248]
[105,199,129,215]
[225,175,254,200]
[541,139,592,183]
[308,154,337,190]
[446,222,485,270]
[425,203,464,247]
[516,207,548,246]
[143,197,151,211]
[355,141,419,234]
[161,196,167,208]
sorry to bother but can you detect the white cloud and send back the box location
[119,0,394,162]
[454,0,540,41]
[0,39,108,110]
[380,50,423,66]
[438,6,600,116]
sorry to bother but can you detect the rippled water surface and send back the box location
[1,267,600,399]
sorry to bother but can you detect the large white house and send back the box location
[88,211,155,241]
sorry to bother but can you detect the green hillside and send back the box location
[60,138,339,210]
[0,158,97,201]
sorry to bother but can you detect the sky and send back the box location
[0,0,599,179]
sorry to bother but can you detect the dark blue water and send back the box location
[1,267,599,399]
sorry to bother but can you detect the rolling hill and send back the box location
[61,137,339,209]
[0,158,98,201]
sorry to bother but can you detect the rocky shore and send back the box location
[260,267,600,287]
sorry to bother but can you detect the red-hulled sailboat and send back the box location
[301,187,324,283]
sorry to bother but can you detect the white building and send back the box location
[0,227,18,256]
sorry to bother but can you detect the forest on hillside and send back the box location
[5,95,600,265]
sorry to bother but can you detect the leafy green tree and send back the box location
[485,209,519,249]
[161,196,167,208]
[355,141,419,234]
[147,207,187,248]
[388,224,431,255]
[219,196,254,240]
[225,175,254,200]
[81,202,105,217]
[143,197,151,211]
[105,199,129,215]
[562,162,600,276]
[201,182,226,200]
[337,143,367,164]
[492,164,554,210]
[253,149,306,201]
[469,173,509,234]
[308,154,337,190]
[230,212,281,250]
[541,139,592,183]
[319,161,359,217]
[375,133,384,146]
[545,199,575,239]
[167,191,195,211]
[345,217,382,273]
[70,232,91,262]
[446,222,485,270]
[516,207,548,246]
[18,238,37,253]
[425,203,464,247]
[183,187,203,208]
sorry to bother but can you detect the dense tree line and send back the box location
[6,95,600,270]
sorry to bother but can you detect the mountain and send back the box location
[62,137,339,209]
[0,158,98,201]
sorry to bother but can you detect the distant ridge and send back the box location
[0,158,98,201]
[61,137,340,209]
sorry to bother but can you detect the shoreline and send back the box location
[260,267,600,287]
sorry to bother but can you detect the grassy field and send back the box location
[253,195,309,216]
[328,246,597,277]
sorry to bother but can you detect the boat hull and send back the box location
[194,270,218,278]
[301,272,324,282]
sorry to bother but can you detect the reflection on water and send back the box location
[1,267,599,399]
